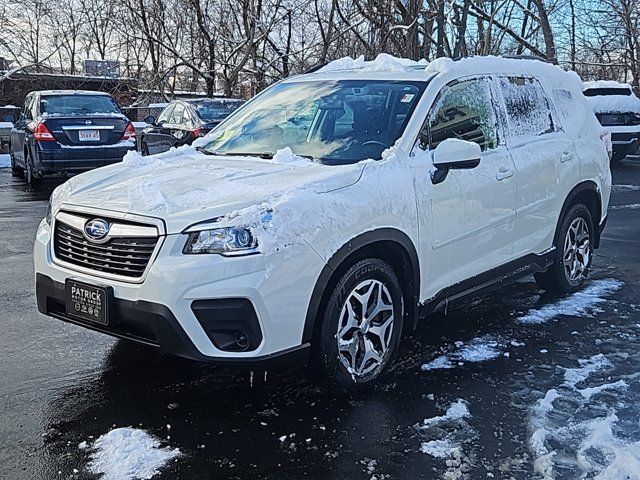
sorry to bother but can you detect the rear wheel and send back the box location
[10,151,23,177]
[311,258,404,389]
[141,141,149,156]
[25,150,42,188]
[534,204,594,293]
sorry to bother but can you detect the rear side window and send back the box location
[41,95,120,116]
[157,104,175,124]
[499,77,555,140]
[583,87,631,97]
[427,78,498,151]
[169,103,185,124]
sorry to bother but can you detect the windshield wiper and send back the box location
[196,147,274,159]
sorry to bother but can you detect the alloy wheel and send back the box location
[563,217,591,284]
[336,279,395,377]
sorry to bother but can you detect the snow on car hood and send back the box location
[55,146,365,234]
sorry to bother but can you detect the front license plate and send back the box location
[78,130,100,142]
[65,279,110,325]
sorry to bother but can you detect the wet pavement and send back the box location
[1,159,639,480]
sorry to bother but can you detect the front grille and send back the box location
[54,219,158,278]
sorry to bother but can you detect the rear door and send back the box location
[497,76,565,256]
[415,77,518,294]
[144,104,174,154]
[10,93,35,166]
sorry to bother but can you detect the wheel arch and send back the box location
[302,228,420,344]
[555,181,603,249]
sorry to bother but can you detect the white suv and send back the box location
[583,80,640,162]
[34,55,611,387]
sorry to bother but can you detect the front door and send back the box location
[414,77,517,297]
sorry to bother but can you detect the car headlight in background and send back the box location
[183,226,259,256]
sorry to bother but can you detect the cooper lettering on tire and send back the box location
[311,258,404,389]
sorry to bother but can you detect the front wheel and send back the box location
[535,203,594,293]
[311,258,404,389]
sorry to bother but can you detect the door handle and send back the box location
[496,168,514,181]
[561,151,573,163]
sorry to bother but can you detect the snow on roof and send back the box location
[583,80,632,91]
[315,54,581,90]
[38,89,112,96]
[320,53,428,73]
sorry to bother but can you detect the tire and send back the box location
[10,151,24,177]
[141,141,149,156]
[25,149,42,188]
[310,258,404,390]
[534,203,594,294]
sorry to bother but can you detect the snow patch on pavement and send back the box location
[610,203,640,210]
[421,336,505,371]
[87,427,180,480]
[517,279,623,324]
[527,353,640,479]
[416,399,475,479]
[0,154,10,168]
[611,184,640,192]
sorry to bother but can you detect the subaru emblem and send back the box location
[83,218,110,242]
[85,120,92,125]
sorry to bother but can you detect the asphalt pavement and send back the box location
[1,158,639,480]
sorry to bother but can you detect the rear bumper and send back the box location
[610,131,640,157]
[35,273,310,368]
[34,142,135,173]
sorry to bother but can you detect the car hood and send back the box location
[57,147,365,234]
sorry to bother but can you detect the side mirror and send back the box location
[433,138,481,170]
[431,138,481,185]
[144,115,155,125]
[3,113,15,123]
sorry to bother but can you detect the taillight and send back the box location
[33,122,55,142]
[122,122,136,141]
[193,127,203,138]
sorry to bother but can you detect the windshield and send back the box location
[584,87,632,97]
[201,80,427,164]
[41,95,121,116]
[192,100,244,122]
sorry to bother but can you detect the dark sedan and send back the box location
[9,90,136,187]
[139,98,243,155]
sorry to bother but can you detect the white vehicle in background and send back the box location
[583,80,640,162]
[34,55,611,389]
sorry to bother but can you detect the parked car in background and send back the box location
[0,116,14,153]
[139,98,244,155]
[9,90,136,187]
[583,81,640,162]
[35,55,610,388]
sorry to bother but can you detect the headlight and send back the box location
[183,226,259,256]
[45,197,53,225]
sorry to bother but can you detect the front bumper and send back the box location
[34,217,324,366]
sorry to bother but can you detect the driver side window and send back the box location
[424,78,498,152]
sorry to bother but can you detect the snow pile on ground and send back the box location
[320,53,427,73]
[421,335,508,371]
[87,427,180,480]
[517,279,623,324]
[416,399,475,479]
[0,154,10,168]
[527,353,640,479]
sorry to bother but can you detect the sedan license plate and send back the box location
[65,279,111,325]
[78,130,100,142]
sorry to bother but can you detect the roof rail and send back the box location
[303,63,327,74]
[503,54,551,63]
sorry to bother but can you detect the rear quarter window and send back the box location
[499,77,556,142]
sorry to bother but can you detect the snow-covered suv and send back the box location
[35,55,611,388]
[583,81,640,162]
